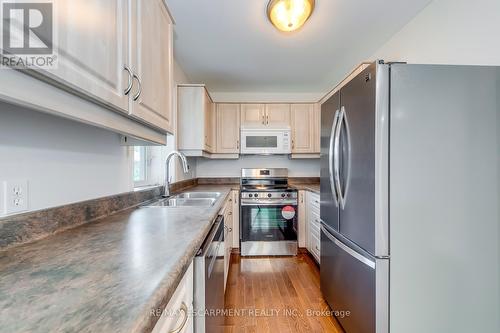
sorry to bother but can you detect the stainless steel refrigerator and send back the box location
[320,62,500,333]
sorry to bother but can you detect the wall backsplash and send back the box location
[195,155,320,178]
[0,103,132,213]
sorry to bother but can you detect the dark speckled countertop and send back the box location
[0,185,233,333]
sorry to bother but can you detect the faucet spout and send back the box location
[163,150,189,198]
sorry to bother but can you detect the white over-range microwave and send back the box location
[240,127,291,155]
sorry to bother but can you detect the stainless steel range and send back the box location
[240,168,298,256]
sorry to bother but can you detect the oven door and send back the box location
[240,199,298,256]
[240,129,291,154]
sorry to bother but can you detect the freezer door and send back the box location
[320,91,340,232]
[338,63,378,255]
[320,225,388,333]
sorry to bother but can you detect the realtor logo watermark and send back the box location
[0,0,57,68]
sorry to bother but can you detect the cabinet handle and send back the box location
[292,140,295,149]
[123,66,133,95]
[229,212,232,215]
[169,302,188,333]
[266,114,269,125]
[262,113,265,125]
[132,73,142,101]
[237,140,240,149]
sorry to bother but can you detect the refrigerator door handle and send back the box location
[340,106,352,209]
[333,108,344,208]
[321,225,375,269]
[329,109,340,206]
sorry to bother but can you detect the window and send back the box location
[133,146,153,187]
[132,135,177,188]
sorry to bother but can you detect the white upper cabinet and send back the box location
[240,104,266,127]
[216,104,241,154]
[290,104,315,153]
[129,0,174,133]
[178,85,215,155]
[46,0,130,112]
[265,104,290,126]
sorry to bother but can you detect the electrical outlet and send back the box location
[2,180,29,215]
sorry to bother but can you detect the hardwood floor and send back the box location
[224,253,344,333]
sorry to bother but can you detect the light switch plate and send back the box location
[2,180,29,215]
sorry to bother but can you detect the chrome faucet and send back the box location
[163,150,189,197]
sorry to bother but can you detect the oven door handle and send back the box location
[240,200,298,206]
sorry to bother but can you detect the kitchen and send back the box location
[0,0,499,333]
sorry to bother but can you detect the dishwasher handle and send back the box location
[197,215,224,257]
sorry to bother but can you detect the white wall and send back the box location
[0,59,193,214]
[196,155,319,178]
[372,0,500,65]
[0,103,132,213]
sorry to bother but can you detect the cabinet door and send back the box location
[45,0,129,112]
[152,262,193,333]
[204,90,215,152]
[241,104,265,127]
[313,103,321,153]
[298,190,307,247]
[265,104,290,126]
[130,0,174,133]
[224,199,233,291]
[216,104,241,153]
[232,190,240,249]
[291,104,315,153]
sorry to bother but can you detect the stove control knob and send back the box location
[281,193,286,198]
[287,193,291,198]
[248,194,253,198]
[267,193,272,198]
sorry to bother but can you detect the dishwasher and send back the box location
[194,215,224,333]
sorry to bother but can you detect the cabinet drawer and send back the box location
[310,233,321,263]
[309,192,320,203]
[152,262,193,333]
[310,203,320,216]
[309,219,320,237]
[309,210,320,224]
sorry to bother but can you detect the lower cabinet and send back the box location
[152,262,194,333]
[298,191,307,247]
[306,192,321,263]
[231,190,240,250]
[223,196,233,291]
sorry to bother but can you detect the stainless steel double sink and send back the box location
[143,192,221,208]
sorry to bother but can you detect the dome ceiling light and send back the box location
[267,0,315,32]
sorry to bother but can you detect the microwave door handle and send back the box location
[329,110,340,206]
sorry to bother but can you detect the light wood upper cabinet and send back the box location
[313,103,321,153]
[240,104,265,127]
[204,89,215,152]
[265,104,290,126]
[216,104,241,154]
[129,0,174,133]
[44,0,130,112]
[291,104,315,153]
[178,85,215,155]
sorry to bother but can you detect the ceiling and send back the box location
[167,0,432,96]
